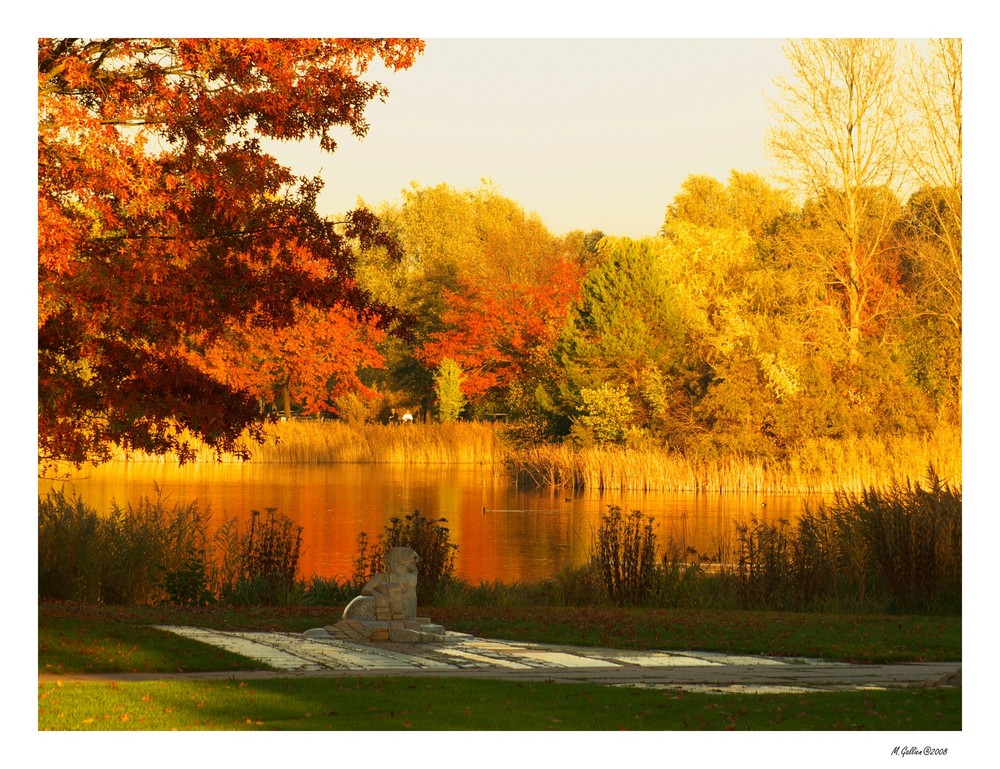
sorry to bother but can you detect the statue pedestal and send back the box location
[305,617,446,644]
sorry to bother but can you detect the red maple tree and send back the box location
[38,38,422,466]
[419,258,582,406]
[193,300,386,419]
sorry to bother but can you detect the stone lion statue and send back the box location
[342,547,419,621]
[385,546,419,576]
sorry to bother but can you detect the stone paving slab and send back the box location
[37,626,960,695]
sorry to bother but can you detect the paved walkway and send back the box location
[37,626,962,695]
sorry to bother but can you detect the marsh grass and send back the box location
[507,423,961,493]
[98,419,958,494]
[39,490,310,607]
[106,420,507,466]
[730,469,962,614]
[38,488,211,606]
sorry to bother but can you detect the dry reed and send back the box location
[107,420,507,466]
[507,423,961,494]
[99,419,960,494]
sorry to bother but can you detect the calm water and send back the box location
[39,463,814,582]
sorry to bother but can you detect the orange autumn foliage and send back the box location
[38,38,422,465]
[194,302,386,416]
[420,258,582,403]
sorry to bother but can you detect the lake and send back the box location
[39,462,814,582]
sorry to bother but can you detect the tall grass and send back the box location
[217,508,304,605]
[506,423,961,493]
[39,488,210,605]
[39,490,309,606]
[97,418,959,495]
[106,420,507,466]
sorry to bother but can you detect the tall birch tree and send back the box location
[769,38,905,366]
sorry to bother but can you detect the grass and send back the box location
[435,607,960,663]
[104,420,508,466]
[39,613,272,675]
[92,419,961,494]
[38,677,961,731]
[506,423,962,493]
[37,603,961,731]
[38,603,339,675]
[39,603,961,671]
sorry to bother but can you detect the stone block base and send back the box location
[312,617,446,644]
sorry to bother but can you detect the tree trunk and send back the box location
[282,384,292,421]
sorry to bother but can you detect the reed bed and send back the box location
[39,489,313,606]
[99,419,960,494]
[506,424,961,494]
[107,420,508,466]
[259,420,506,465]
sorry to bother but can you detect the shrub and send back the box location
[220,508,303,605]
[332,392,380,425]
[353,510,458,604]
[576,384,636,444]
[551,562,604,605]
[301,575,357,606]
[595,505,659,606]
[651,538,713,609]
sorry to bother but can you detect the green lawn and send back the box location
[39,602,961,675]
[38,602,961,731]
[435,606,961,663]
[38,676,961,731]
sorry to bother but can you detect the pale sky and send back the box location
[263,39,794,239]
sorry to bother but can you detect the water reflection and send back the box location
[39,463,815,582]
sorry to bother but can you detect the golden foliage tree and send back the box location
[902,38,962,333]
[769,38,906,366]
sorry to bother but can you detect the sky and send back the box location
[263,39,794,239]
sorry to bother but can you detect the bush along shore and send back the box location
[89,419,962,495]
[38,469,960,616]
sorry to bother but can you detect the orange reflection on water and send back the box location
[40,462,813,583]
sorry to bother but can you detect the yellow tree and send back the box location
[902,38,962,333]
[769,38,906,366]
